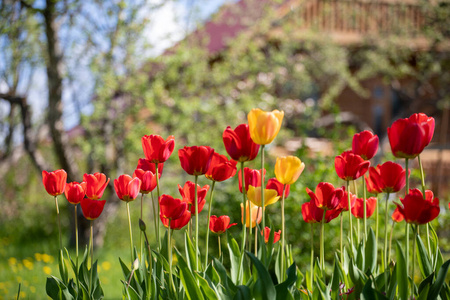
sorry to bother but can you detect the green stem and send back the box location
[168,220,174,293]
[281,184,286,281]
[151,192,158,246]
[54,196,63,251]
[376,195,379,254]
[240,162,247,253]
[405,222,410,298]
[310,223,314,289]
[155,164,161,250]
[238,162,247,284]
[194,175,199,272]
[405,159,409,195]
[388,220,395,266]
[412,225,418,297]
[340,214,343,264]
[140,193,144,260]
[418,155,432,257]
[357,219,360,244]
[383,193,390,271]
[126,202,134,265]
[254,209,259,256]
[347,181,353,247]
[320,210,326,271]
[261,145,265,231]
[74,205,79,291]
[218,235,222,258]
[363,177,367,245]
[205,181,216,267]
[88,220,93,295]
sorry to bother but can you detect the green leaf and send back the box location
[314,277,330,300]
[233,285,251,300]
[195,272,219,300]
[175,250,205,300]
[246,251,276,300]
[46,276,62,300]
[58,250,68,285]
[428,259,450,300]
[387,264,398,300]
[396,241,408,300]
[364,228,377,274]
[275,263,297,300]
[417,284,430,300]
[227,231,242,284]
[212,257,237,295]
[356,241,365,271]
[330,257,341,299]
[185,231,196,272]
[361,278,388,300]
[122,280,140,300]
[416,235,432,278]
[418,272,433,296]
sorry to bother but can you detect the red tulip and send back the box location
[388,113,435,159]
[306,182,344,211]
[351,197,377,219]
[392,208,404,223]
[262,227,281,244]
[42,169,67,197]
[222,124,260,162]
[65,182,86,205]
[159,194,188,220]
[179,146,215,176]
[178,181,210,214]
[266,178,290,198]
[209,215,237,234]
[133,169,157,194]
[335,151,370,181]
[161,210,191,230]
[141,135,175,163]
[394,189,440,224]
[83,173,110,200]
[136,158,163,177]
[365,169,383,195]
[205,152,237,182]
[337,190,356,211]
[114,174,141,202]
[352,130,379,160]
[80,198,106,220]
[301,200,341,223]
[238,167,266,193]
[366,162,408,194]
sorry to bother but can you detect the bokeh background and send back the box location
[1,0,449,298]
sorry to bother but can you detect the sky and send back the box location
[0,0,234,136]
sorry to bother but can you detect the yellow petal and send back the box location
[247,185,280,207]
[275,156,305,185]
[247,108,284,145]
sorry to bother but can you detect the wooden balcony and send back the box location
[275,0,449,49]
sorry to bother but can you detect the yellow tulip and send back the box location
[247,185,280,207]
[247,108,284,145]
[241,200,262,228]
[275,156,305,185]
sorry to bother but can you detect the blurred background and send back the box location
[1,0,449,298]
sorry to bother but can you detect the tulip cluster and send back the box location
[40,108,443,300]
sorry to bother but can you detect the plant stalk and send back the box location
[194,175,199,272]
[126,202,134,265]
[205,181,216,266]
[281,184,286,281]
[320,210,326,271]
[418,155,432,257]
[363,177,367,245]
[261,145,265,231]
[310,223,314,289]
[155,164,161,250]
[412,225,418,298]
[383,193,390,271]
[347,181,353,247]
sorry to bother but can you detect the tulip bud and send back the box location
[139,218,146,231]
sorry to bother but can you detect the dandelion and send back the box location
[101,261,111,271]
[23,259,34,270]
[43,266,52,275]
